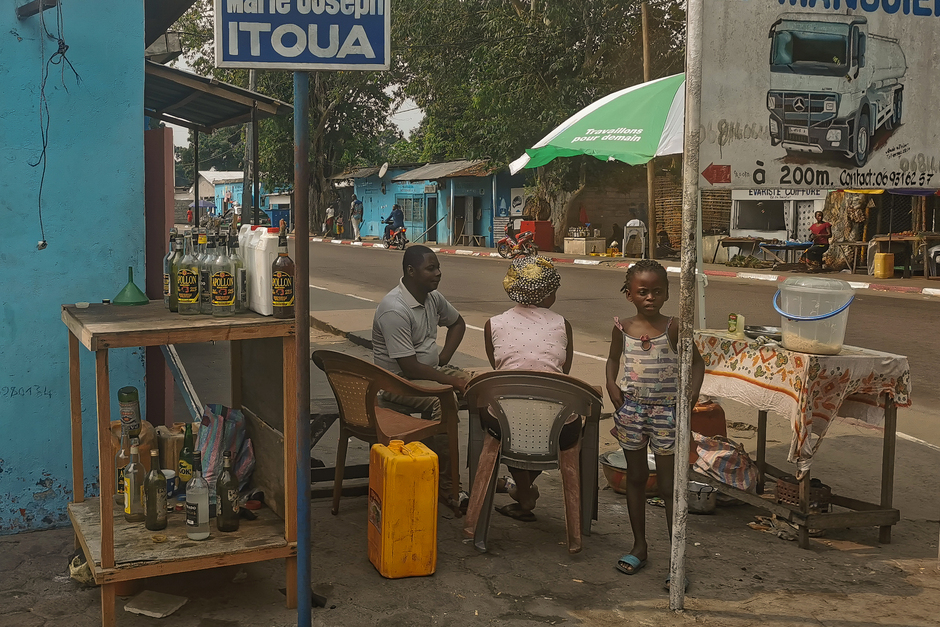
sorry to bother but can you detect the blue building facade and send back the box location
[1,4,147,532]
[351,162,528,247]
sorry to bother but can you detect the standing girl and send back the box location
[605,259,704,586]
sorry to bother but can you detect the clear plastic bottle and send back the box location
[177,233,201,315]
[185,450,210,540]
[228,233,248,313]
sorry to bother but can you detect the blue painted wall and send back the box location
[0,3,146,533]
[213,181,271,214]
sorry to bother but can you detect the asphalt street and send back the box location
[304,241,939,447]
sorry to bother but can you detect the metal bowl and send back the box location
[744,325,782,341]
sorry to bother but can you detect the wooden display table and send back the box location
[63,302,297,627]
[694,331,910,549]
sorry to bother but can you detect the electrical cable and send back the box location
[28,2,81,250]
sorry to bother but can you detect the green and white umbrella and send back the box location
[509,73,685,174]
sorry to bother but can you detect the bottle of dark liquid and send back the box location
[124,439,146,523]
[145,450,168,531]
[117,386,142,438]
[177,423,195,491]
[271,234,295,319]
[216,451,240,532]
[186,451,210,540]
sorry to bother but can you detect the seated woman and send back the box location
[480,255,576,521]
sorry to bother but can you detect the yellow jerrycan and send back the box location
[368,440,438,578]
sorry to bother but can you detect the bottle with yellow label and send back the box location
[211,235,236,317]
[368,440,438,578]
[124,440,146,523]
[177,423,195,491]
[271,234,295,319]
[177,232,201,315]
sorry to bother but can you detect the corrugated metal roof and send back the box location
[329,166,380,180]
[199,170,245,185]
[144,61,292,134]
[392,160,492,182]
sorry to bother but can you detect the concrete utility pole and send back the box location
[670,0,705,610]
[642,2,657,259]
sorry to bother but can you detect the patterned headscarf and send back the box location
[502,255,561,305]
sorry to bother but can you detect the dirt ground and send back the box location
[4,335,938,626]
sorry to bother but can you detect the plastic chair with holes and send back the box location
[462,371,603,554]
[622,222,647,259]
[312,349,462,516]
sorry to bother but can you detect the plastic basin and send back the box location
[774,277,854,355]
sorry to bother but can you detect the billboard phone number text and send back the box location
[742,162,936,188]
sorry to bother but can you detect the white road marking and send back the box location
[310,285,329,290]
[344,293,374,302]
[737,272,779,281]
[897,431,940,452]
[848,281,870,290]
[923,288,940,297]
[466,324,484,331]
[574,350,606,362]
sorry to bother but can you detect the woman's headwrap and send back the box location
[502,255,561,305]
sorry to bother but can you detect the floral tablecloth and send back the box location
[694,330,911,475]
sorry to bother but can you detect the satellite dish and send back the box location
[378,162,389,179]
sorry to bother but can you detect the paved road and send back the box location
[305,242,939,445]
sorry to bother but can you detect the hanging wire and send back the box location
[27,1,81,249]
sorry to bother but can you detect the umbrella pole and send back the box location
[671,0,705,611]
[193,132,200,228]
[642,2,657,259]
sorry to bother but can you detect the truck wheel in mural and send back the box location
[853,113,870,167]
[884,89,903,131]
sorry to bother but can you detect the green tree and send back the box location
[174,127,245,187]
[172,1,401,228]
[394,0,685,242]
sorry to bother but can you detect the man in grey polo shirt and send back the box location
[373,245,472,505]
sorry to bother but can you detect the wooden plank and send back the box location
[95,350,115,569]
[282,335,298,611]
[61,303,293,351]
[880,396,898,544]
[830,494,884,512]
[69,331,84,504]
[689,471,800,521]
[242,337,285,431]
[243,407,286,519]
[15,0,57,20]
[68,499,293,583]
[756,410,767,495]
[101,582,115,627]
[804,509,899,529]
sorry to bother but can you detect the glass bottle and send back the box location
[163,228,177,309]
[216,451,240,532]
[186,450,210,540]
[199,232,216,314]
[271,234,295,319]
[177,233,201,315]
[177,423,195,490]
[229,233,248,313]
[211,235,236,317]
[114,427,130,505]
[123,439,146,523]
[168,233,184,312]
[144,450,168,531]
[117,386,142,438]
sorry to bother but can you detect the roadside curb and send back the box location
[300,236,940,299]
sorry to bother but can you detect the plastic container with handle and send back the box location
[368,440,438,578]
[773,276,855,355]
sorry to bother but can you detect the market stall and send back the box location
[693,329,910,549]
[63,302,298,627]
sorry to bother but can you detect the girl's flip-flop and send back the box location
[615,554,647,575]
[495,503,536,522]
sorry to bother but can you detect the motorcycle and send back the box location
[496,223,537,259]
[382,219,409,250]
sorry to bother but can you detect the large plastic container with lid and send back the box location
[368,440,438,578]
[247,227,280,315]
[773,276,855,355]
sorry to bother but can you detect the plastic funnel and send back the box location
[113,266,149,306]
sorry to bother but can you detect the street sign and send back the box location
[214,0,391,70]
[700,1,940,190]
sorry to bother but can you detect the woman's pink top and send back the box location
[489,304,567,372]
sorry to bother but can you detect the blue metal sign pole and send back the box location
[293,70,311,627]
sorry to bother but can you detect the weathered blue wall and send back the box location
[0,2,146,533]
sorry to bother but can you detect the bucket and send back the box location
[688,481,717,514]
[873,252,894,279]
[773,277,854,355]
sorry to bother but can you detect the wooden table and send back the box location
[832,241,869,274]
[63,302,297,627]
[694,331,911,549]
[712,237,763,263]
[758,241,812,265]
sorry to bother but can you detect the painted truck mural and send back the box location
[767,14,906,167]
[700,1,937,190]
